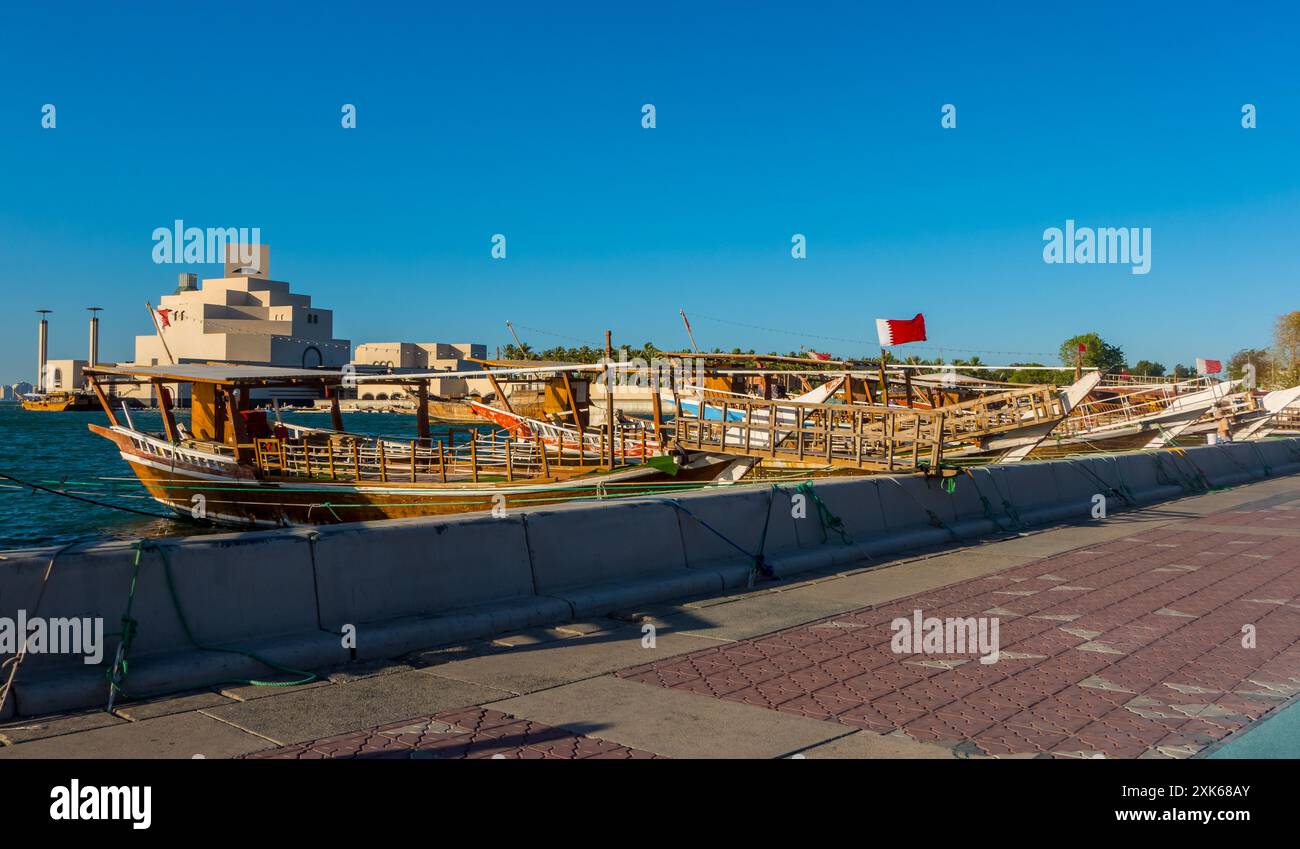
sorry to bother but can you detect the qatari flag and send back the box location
[807,351,832,361]
[1196,358,1222,375]
[875,313,927,346]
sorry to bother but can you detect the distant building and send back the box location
[1,381,33,400]
[44,359,88,391]
[121,246,351,404]
[353,342,485,401]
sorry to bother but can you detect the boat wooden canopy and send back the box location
[84,363,348,387]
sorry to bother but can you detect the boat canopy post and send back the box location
[84,374,118,426]
[324,385,345,432]
[153,379,179,444]
[484,370,513,413]
[414,380,431,445]
[223,387,253,463]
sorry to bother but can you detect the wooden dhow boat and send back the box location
[21,390,100,412]
[81,364,754,528]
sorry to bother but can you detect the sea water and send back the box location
[0,403,454,549]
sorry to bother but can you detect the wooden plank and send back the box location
[153,380,179,444]
[415,382,430,445]
[85,374,118,426]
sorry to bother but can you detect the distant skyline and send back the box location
[2,1,1297,381]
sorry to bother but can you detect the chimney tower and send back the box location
[35,310,51,393]
[87,307,102,367]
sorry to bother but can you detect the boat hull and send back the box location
[22,393,99,412]
[90,424,746,528]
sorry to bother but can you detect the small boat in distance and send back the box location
[21,391,100,412]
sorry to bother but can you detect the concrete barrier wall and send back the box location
[4,437,1300,718]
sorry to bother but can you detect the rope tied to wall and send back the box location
[792,481,852,546]
[104,539,317,712]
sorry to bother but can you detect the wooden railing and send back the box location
[252,421,663,483]
[252,431,570,484]
[667,384,1064,471]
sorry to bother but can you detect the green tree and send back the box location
[1227,348,1272,386]
[1274,311,1300,387]
[1130,360,1166,377]
[1006,363,1063,384]
[1059,333,1126,372]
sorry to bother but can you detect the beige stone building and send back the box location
[123,250,350,403]
[353,342,486,401]
[44,359,87,392]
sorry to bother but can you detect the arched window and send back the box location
[52,368,63,388]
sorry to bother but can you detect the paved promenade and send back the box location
[4,473,1299,759]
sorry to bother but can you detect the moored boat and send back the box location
[21,391,100,412]
[81,363,753,528]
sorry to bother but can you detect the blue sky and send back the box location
[1,1,1296,380]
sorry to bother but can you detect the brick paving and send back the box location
[243,707,661,759]
[243,498,1300,760]
[614,504,1300,758]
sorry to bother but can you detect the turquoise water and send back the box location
[0,403,450,550]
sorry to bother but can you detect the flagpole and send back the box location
[679,309,700,353]
[879,346,890,407]
[146,301,176,365]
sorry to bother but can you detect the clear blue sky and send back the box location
[1,1,1296,381]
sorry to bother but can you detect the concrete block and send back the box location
[987,462,1064,526]
[1,532,319,675]
[526,500,687,594]
[12,630,348,716]
[311,513,535,628]
[789,477,887,543]
[349,596,572,661]
[668,486,798,565]
[548,570,727,618]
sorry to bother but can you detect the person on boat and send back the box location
[1214,408,1233,443]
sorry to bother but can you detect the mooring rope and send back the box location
[104,540,317,711]
[0,537,95,717]
[0,470,175,520]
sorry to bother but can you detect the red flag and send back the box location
[875,313,926,346]
[807,351,832,361]
[155,308,172,329]
[1196,358,1222,375]
[1078,343,1087,353]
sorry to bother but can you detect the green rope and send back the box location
[1248,443,1273,477]
[1066,459,1136,509]
[792,481,852,545]
[983,472,1023,531]
[105,540,317,709]
[887,478,959,542]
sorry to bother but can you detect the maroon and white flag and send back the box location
[807,350,832,361]
[1196,358,1222,375]
[875,313,927,346]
